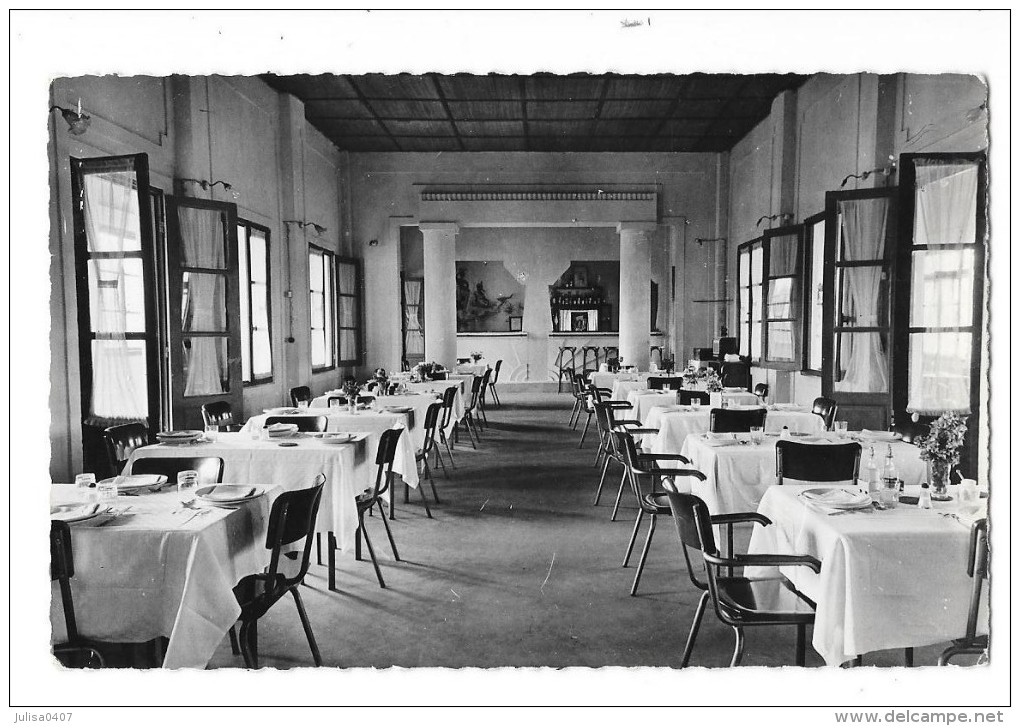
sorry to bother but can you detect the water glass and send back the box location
[297,400,310,410]
[204,424,218,442]
[691,399,701,411]
[178,470,199,505]
[834,421,848,439]
[75,473,96,490]
[97,475,118,501]
[750,426,764,445]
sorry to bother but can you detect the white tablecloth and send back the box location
[50,484,278,669]
[747,484,987,665]
[125,431,405,554]
[454,362,489,376]
[646,406,824,454]
[679,433,927,516]
[404,381,466,434]
[610,380,650,400]
[243,404,430,453]
[625,389,680,421]
[590,371,648,391]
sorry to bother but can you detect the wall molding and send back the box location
[421,191,655,202]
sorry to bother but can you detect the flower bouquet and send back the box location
[704,369,722,393]
[413,361,446,382]
[915,412,968,500]
[471,351,483,363]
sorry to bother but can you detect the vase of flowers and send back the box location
[915,412,968,501]
[471,351,483,363]
[705,369,722,393]
[341,379,360,413]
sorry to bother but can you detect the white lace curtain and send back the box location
[907,160,979,414]
[403,279,424,355]
[84,173,147,418]
[835,198,889,393]
[178,207,226,396]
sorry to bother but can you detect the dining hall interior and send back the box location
[16,10,1008,708]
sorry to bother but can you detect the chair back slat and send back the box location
[103,423,149,473]
[369,428,404,500]
[709,407,766,433]
[965,519,989,639]
[661,488,719,558]
[201,401,235,429]
[290,386,312,407]
[775,440,860,484]
[265,476,325,586]
[264,415,328,433]
[811,396,838,430]
[132,456,224,485]
[678,390,710,406]
[50,520,79,641]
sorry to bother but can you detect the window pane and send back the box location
[834,331,888,393]
[181,272,227,332]
[738,251,750,286]
[767,322,795,361]
[251,281,269,327]
[837,266,888,329]
[738,289,750,323]
[311,331,326,367]
[252,330,272,377]
[239,264,251,383]
[182,336,227,397]
[750,286,762,323]
[90,339,148,418]
[309,253,323,292]
[339,329,357,362]
[767,277,794,319]
[907,332,972,413]
[83,171,142,252]
[337,261,356,293]
[88,258,147,334]
[177,207,227,268]
[249,229,267,282]
[913,161,978,246]
[807,223,825,371]
[750,245,763,284]
[769,234,798,276]
[750,320,762,360]
[909,249,975,328]
[310,293,325,329]
[338,295,357,328]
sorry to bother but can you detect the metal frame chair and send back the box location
[51,520,105,668]
[939,519,989,665]
[264,415,328,433]
[488,360,504,407]
[662,486,820,667]
[201,401,241,431]
[232,476,325,668]
[555,346,577,393]
[290,386,312,407]
[776,440,860,485]
[132,456,224,486]
[678,390,710,406]
[591,399,652,509]
[709,407,767,433]
[477,368,493,429]
[720,362,751,390]
[409,401,445,512]
[647,376,682,391]
[103,422,149,475]
[437,385,458,467]
[811,396,838,431]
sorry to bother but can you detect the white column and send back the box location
[420,222,459,368]
[618,222,657,370]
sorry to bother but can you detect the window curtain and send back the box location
[403,280,424,356]
[83,173,147,418]
[337,261,358,361]
[178,207,226,396]
[907,160,979,414]
[835,198,889,393]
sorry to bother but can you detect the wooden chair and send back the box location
[477,368,493,429]
[232,476,325,668]
[103,423,149,475]
[555,346,577,393]
[407,401,444,513]
[437,385,458,468]
[132,456,224,485]
[678,390,711,406]
[327,429,403,590]
[892,419,929,444]
[201,401,241,431]
[458,376,484,447]
[616,430,705,596]
[264,415,327,433]
[776,440,860,485]
[488,359,504,407]
[709,407,766,433]
[51,521,105,668]
[720,362,751,390]
[568,371,588,428]
[662,486,819,667]
[811,397,838,431]
[647,376,682,391]
[753,383,769,403]
[591,400,656,511]
[581,345,601,372]
[290,386,312,407]
[939,519,989,665]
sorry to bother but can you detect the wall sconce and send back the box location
[368,239,379,247]
[841,157,897,188]
[694,237,727,246]
[284,220,328,235]
[50,104,91,136]
[179,177,234,192]
[755,213,792,228]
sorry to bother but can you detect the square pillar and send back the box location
[618,222,658,370]
[420,222,459,368]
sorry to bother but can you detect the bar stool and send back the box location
[555,346,577,393]
[581,345,601,372]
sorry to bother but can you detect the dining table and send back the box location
[246,402,432,451]
[746,483,988,666]
[623,388,762,422]
[678,430,928,516]
[454,361,489,377]
[50,483,279,669]
[124,430,410,554]
[644,404,825,454]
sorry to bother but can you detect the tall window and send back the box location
[237,221,273,384]
[309,246,335,371]
[764,228,802,364]
[802,215,826,373]
[736,239,764,361]
[336,258,362,365]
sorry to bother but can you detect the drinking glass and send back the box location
[834,421,848,439]
[691,399,701,411]
[75,473,96,490]
[750,426,764,446]
[297,400,309,410]
[204,424,218,442]
[178,470,199,505]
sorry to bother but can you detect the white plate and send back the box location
[320,433,355,445]
[264,407,300,415]
[196,485,265,504]
[858,431,902,442]
[157,430,202,439]
[100,474,167,492]
[800,487,873,510]
[51,503,113,523]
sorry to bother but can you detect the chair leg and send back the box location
[404,480,410,504]
[238,621,254,668]
[622,509,644,567]
[316,533,323,566]
[593,439,606,467]
[228,625,240,656]
[433,445,448,476]
[730,627,745,667]
[378,506,401,561]
[681,591,710,667]
[904,647,914,667]
[463,418,478,449]
[491,385,500,406]
[417,482,433,519]
[796,624,807,666]
[360,518,386,588]
[630,513,656,596]
[610,470,627,521]
[327,531,338,592]
[593,455,612,506]
[441,432,457,467]
[578,414,592,448]
[569,399,581,427]
[425,459,441,504]
[291,588,323,667]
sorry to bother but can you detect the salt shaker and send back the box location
[918,483,933,509]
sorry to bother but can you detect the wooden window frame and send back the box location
[800,212,826,376]
[336,256,363,367]
[761,224,804,370]
[237,220,274,386]
[736,238,764,363]
[309,245,336,373]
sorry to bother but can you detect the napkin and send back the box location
[267,422,297,432]
[702,438,741,448]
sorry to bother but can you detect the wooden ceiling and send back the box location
[262,73,807,153]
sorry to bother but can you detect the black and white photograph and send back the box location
[9,8,1010,717]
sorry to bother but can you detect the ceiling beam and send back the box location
[695,77,757,152]
[429,73,466,151]
[342,75,403,152]
[518,76,530,152]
